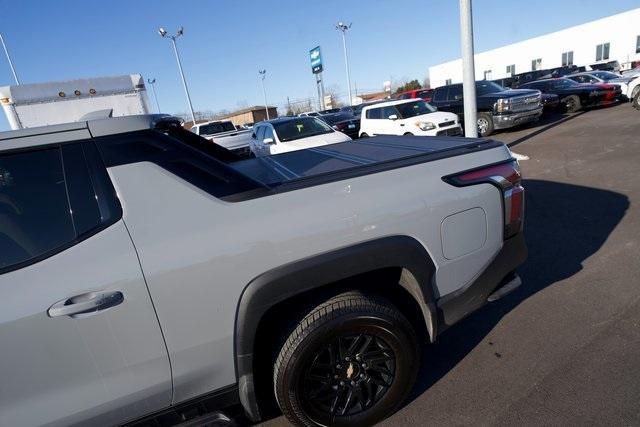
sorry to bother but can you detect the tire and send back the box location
[476,112,494,137]
[359,133,369,138]
[562,95,581,113]
[631,86,640,103]
[273,291,420,427]
[403,132,414,136]
[633,91,640,111]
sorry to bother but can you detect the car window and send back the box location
[395,101,437,119]
[199,122,235,135]
[366,108,382,119]
[263,126,275,141]
[0,148,75,271]
[447,84,463,100]
[255,126,266,141]
[381,106,398,119]
[272,117,334,142]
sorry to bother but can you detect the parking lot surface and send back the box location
[262,103,640,426]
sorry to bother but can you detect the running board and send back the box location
[174,411,234,427]
[487,275,522,302]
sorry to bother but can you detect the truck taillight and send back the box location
[443,160,525,240]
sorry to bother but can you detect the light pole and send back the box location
[459,0,478,137]
[147,78,161,113]
[259,69,270,120]
[0,33,20,85]
[158,26,196,124]
[335,22,353,106]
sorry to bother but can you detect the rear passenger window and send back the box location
[448,85,463,100]
[366,108,382,119]
[433,87,448,102]
[0,148,75,271]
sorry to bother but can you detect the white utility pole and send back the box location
[336,22,353,106]
[459,0,478,137]
[0,33,20,85]
[147,78,161,113]
[259,69,270,120]
[158,26,196,124]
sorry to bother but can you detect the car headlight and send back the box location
[495,98,511,113]
[416,121,436,131]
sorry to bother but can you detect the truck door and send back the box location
[0,142,171,426]
[447,84,465,119]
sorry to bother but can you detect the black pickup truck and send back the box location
[430,81,543,137]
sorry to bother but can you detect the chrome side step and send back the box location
[487,275,522,302]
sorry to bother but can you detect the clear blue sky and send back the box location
[0,0,638,129]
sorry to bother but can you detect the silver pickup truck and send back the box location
[0,115,527,427]
[190,120,253,157]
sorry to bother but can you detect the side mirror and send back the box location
[388,114,398,120]
[251,133,256,139]
[263,137,275,145]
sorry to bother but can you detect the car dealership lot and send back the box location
[262,103,640,426]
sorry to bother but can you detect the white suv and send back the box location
[359,99,461,137]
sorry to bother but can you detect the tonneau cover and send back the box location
[230,135,501,185]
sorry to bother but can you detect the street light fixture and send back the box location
[258,69,270,120]
[147,78,161,113]
[158,26,196,124]
[335,21,353,106]
[0,33,20,85]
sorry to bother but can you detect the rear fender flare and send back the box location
[234,235,438,421]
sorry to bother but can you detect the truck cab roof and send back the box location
[0,114,182,152]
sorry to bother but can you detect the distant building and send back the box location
[429,8,640,88]
[219,106,278,126]
[353,91,390,105]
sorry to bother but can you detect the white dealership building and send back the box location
[429,8,640,87]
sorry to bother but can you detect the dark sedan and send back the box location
[519,78,621,112]
[319,112,360,138]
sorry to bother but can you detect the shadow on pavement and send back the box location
[406,179,629,404]
[506,111,584,148]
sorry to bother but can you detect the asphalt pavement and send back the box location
[262,102,640,426]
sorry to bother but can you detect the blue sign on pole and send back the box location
[310,46,323,74]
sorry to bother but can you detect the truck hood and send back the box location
[479,88,539,100]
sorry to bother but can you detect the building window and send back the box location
[636,35,640,53]
[483,70,492,80]
[445,79,452,86]
[596,43,610,61]
[562,51,574,66]
[531,58,542,71]
[506,64,515,76]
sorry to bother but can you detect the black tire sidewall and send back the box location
[278,312,419,427]
[563,95,581,113]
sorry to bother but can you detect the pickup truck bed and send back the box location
[231,135,502,186]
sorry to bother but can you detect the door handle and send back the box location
[400,124,405,126]
[48,291,124,318]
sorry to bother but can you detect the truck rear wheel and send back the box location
[273,291,419,427]
[477,112,494,137]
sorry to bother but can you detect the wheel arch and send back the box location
[233,235,438,421]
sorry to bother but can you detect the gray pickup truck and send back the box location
[0,114,526,427]
[190,119,253,157]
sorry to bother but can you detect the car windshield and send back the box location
[273,117,334,142]
[199,122,235,135]
[476,81,506,95]
[395,100,436,119]
[321,113,355,125]
[591,71,620,81]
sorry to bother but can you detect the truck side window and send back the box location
[448,85,463,101]
[433,87,448,102]
[0,148,75,272]
[366,108,382,119]
[263,126,275,141]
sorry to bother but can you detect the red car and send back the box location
[395,88,434,102]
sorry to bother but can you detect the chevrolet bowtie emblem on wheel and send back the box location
[346,362,355,379]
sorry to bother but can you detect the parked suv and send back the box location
[0,115,526,427]
[430,81,543,137]
[359,99,461,137]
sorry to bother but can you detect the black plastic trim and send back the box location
[234,235,438,421]
[122,384,239,427]
[436,232,528,330]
